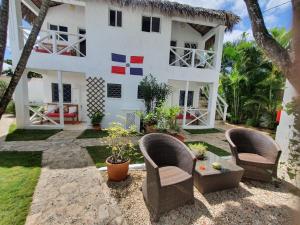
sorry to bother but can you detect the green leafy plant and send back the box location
[90,112,104,125]
[139,74,171,113]
[105,122,138,164]
[188,143,207,159]
[156,105,180,131]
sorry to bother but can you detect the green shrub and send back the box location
[5,101,15,115]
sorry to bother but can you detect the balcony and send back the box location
[169,46,215,69]
[21,27,86,57]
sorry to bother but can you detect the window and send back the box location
[49,24,68,41]
[142,16,160,33]
[107,83,121,98]
[109,10,122,27]
[137,85,144,99]
[179,90,194,107]
[51,83,72,103]
[169,40,177,65]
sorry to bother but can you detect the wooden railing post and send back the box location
[191,49,195,67]
[52,30,57,54]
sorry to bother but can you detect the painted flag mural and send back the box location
[111,53,144,76]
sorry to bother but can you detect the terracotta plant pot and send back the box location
[106,158,130,181]
[93,124,101,131]
[174,133,185,142]
[145,124,157,133]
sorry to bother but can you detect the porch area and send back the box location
[14,70,88,130]
[168,79,228,130]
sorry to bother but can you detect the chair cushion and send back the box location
[238,153,274,166]
[159,166,191,187]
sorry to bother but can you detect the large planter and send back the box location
[106,157,130,181]
[92,124,101,131]
[145,124,157,133]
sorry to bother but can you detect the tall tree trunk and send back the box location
[244,0,300,93]
[292,0,300,94]
[0,0,9,76]
[0,0,50,119]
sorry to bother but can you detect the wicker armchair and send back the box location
[225,128,281,182]
[139,133,196,221]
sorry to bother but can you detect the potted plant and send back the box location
[188,143,207,160]
[105,123,137,181]
[143,112,158,133]
[156,105,185,141]
[91,112,104,130]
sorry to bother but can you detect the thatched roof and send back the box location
[21,0,60,23]
[22,0,240,30]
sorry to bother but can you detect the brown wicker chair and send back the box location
[139,133,196,221]
[225,128,281,182]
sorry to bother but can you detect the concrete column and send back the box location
[182,80,189,127]
[207,82,218,128]
[213,26,226,71]
[57,71,64,126]
[8,0,24,63]
[15,72,30,128]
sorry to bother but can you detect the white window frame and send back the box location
[109,9,122,27]
[141,15,161,33]
[48,23,69,41]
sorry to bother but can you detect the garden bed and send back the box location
[185,128,223,134]
[0,151,42,225]
[87,141,230,168]
[77,129,109,139]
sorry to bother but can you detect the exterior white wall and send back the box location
[275,81,299,186]
[40,4,85,46]
[27,71,87,122]
[27,78,44,103]
[12,0,226,129]
[168,80,202,108]
[171,21,204,49]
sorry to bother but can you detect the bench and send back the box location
[43,104,79,124]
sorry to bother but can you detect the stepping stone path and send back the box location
[0,130,127,225]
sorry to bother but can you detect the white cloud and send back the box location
[223,29,253,43]
[231,0,248,18]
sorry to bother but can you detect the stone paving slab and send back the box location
[1,130,128,225]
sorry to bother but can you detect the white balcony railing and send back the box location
[169,46,215,69]
[21,27,86,57]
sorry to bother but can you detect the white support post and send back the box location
[57,71,64,126]
[8,0,24,63]
[182,81,189,128]
[52,31,57,54]
[191,49,195,68]
[15,72,30,128]
[213,26,226,70]
[207,83,219,128]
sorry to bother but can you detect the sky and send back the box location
[4,0,292,60]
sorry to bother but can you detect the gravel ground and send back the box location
[102,171,300,225]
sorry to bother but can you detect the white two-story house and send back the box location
[9,0,239,130]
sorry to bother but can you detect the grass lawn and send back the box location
[185,141,231,157]
[184,128,223,134]
[0,151,42,225]
[77,129,109,139]
[87,141,230,168]
[6,123,61,142]
[86,145,144,168]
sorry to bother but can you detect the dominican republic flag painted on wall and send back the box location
[111,53,144,76]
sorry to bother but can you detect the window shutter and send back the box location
[107,83,122,98]
[51,83,59,102]
[63,84,72,102]
[142,16,151,32]
[151,17,160,32]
